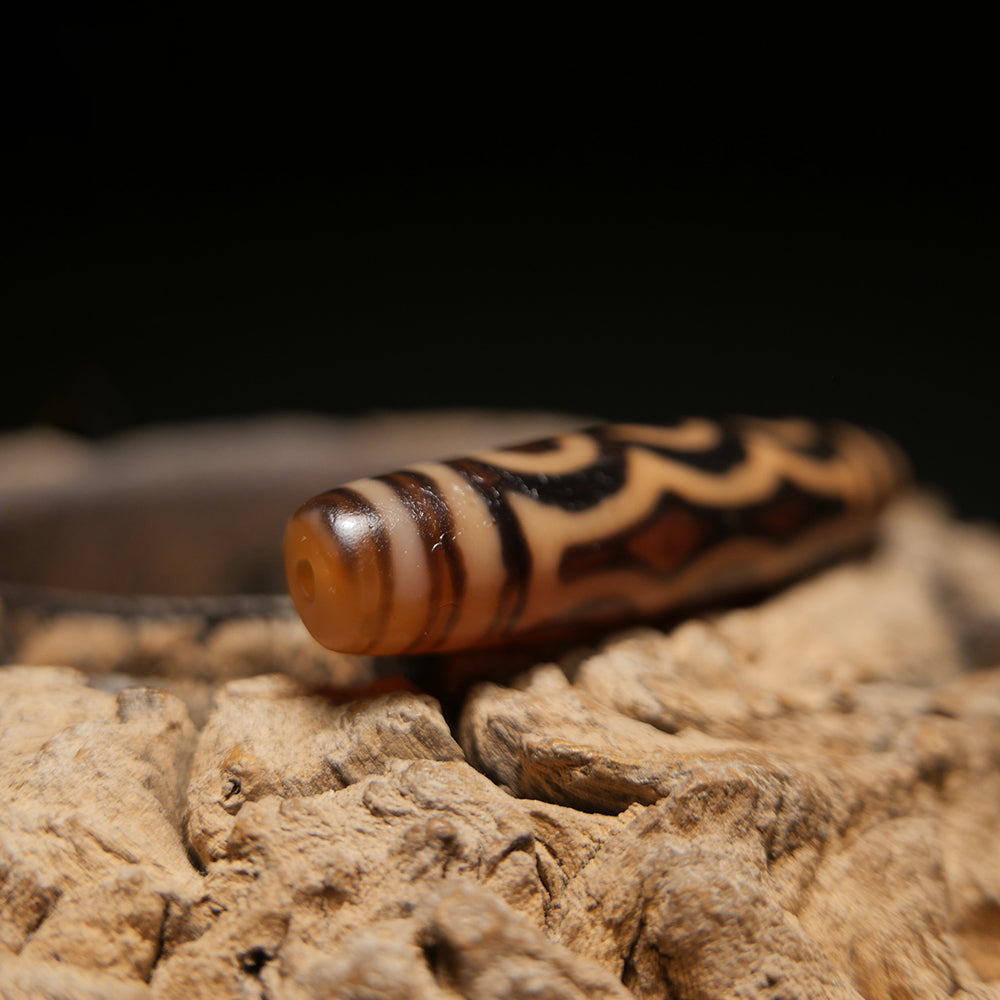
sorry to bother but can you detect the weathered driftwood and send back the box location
[1,415,999,999]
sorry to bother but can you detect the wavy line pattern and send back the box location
[284,419,909,655]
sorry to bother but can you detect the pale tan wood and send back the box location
[1,414,998,999]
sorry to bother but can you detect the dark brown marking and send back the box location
[745,481,837,540]
[325,487,394,655]
[593,422,750,475]
[559,496,718,582]
[380,471,467,651]
[560,482,846,584]
[499,435,565,454]
[446,458,533,639]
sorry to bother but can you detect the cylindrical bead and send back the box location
[284,418,909,655]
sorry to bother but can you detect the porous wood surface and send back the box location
[1,414,999,999]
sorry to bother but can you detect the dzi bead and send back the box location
[284,418,909,655]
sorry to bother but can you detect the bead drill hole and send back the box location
[296,559,315,602]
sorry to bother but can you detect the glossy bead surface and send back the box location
[284,418,909,655]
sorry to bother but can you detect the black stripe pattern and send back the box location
[284,418,909,655]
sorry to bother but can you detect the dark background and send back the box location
[5,14,998,516]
